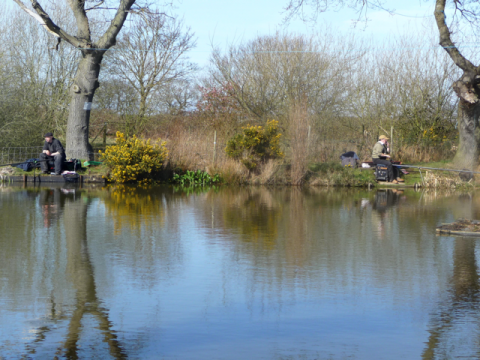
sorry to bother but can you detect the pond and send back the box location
[0,184,479,359]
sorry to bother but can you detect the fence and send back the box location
[0,147,105,165]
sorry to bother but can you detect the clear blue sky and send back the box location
[6,0,437,68]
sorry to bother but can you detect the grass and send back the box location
[307,162,376,187]
[2,150,475,189]
[0,162,110,178]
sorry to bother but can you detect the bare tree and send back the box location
[0,5,78,147]
[104,12,196,132]
[284,0,480,168]
[210,31,362,129]
[155,77,199,114]
[12,0,149,158]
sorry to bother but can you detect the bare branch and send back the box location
[97,0,136,49]
[13,0,87,48]
[66,0,92,43]
[434,0,476,73]
[85,0,105,12]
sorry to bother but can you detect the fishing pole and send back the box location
[394,164,480,175]
[0,159,48,168]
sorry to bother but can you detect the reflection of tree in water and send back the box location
[27,188,127,359]
[284,188,308,268]
[422,238,480,358]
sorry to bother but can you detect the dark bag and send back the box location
[63,159,81,171]
[15,158,41,172]
[375,164,389,181]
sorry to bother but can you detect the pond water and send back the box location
[0,184,480,359]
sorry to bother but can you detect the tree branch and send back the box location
[13,0,87,48]
[67,0,92,43]
[97,0,136,49]
[434,0,476,73]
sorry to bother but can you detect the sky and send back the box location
[5,0,441,69]
[176,0,435,68]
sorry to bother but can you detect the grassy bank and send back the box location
[1,154,477,190]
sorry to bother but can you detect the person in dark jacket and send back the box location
[40,132,65,175]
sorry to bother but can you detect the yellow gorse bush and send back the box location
[100,132,168,183]
[225,120,284,171]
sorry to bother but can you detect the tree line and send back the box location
[0,2,462,167]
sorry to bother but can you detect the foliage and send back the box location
[172,170,220,186]
[225,120,284,171]
[395,100,457,146]
[100,132,168,183]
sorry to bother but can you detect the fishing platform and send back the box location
[436,219,480,236]
[1,174,106,184]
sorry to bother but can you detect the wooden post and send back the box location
[213,131,217,164]
[103,123,107,147]
[390,126,394,158]
[307,125,311,156]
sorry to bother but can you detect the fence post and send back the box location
[390,126,394,158]
[213,130,217,164]
[307,125,311,157]
[103,123,107,147]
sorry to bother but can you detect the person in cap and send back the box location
[40,132,65,175]
[372,135,403,184]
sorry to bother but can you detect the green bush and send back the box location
[172,170,220,186]
[225,120,284,170]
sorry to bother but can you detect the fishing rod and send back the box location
[0,159,48,168]
[394,164,480,175]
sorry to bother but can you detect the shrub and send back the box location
[172,170,221,186]
[100,131,168,183]
[225,119,284,170]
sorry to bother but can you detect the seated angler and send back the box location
[372,135,403,184]
[40,132,65,175]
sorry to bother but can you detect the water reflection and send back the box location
[62,193,126,359]
[3,185,480,358]
[371,189,405,237]
[422,191,480,359]
[101,185,166,235]
[0,186,127,358]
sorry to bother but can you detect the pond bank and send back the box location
[0,174,106,184]
[0,160,476,189]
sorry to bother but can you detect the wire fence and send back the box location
[0,147,105,165]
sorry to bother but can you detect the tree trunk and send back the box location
[453,102,480,169]
[66,52,103,160]
[451,75,480,169]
